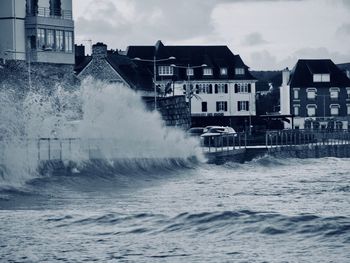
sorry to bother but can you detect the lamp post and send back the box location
[170,64,207,117]
[133,56,176,111]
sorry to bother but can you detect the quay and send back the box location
[1,130,350,175]
[202,130,350,163]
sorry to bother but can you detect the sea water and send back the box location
[0,80,349,262]
[0,157,349,262]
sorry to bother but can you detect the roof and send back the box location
[289,59,350,88]
[126,40,256,81]
[75,52,153,91]
[255,80,270,92]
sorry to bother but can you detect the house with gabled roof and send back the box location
[126,40,257,129]
[75,43,153,96]
[280,59,350,130]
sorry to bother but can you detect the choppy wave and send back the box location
[45,209,350,242]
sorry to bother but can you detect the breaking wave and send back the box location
[0,78,202,190]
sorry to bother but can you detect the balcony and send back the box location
[27,7,73,20]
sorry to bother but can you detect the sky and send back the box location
[73,0,350,70]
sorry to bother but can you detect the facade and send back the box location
[280,59,350,130]
[126,41,257,128]
[0,0,74,65]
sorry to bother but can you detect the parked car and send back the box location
[200,126,237,147]
[186,127,205,137]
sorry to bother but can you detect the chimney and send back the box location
[92,42,107,59]
[282,67,290,86]
[75,44,85,57]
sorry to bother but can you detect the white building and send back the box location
[126,41,257,128]
[0,0,74,65]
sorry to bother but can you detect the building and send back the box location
[280,59,350,130]
[0,0,74,65]
[126,41,257,128]
[75,42,153,96]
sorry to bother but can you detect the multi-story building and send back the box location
[126,41,257,128]
[0,0,74,65]
[280,59,350,130]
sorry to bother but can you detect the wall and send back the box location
[0,0,26,61]
[143,96,190,129]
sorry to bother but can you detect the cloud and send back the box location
[279,47,350,69]
[249,50,278,70]
[336,23,350,37]
[74,0,304,49]
[242,32,268,46]
[247,47,350,70]
[342,0,350,10]
[75,0,219,48]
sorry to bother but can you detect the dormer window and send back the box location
[235,68,245,75]
[187,68,194,76]
[220,68,228,75]
[203,68,213,76]
[313,74,330,82]
[158,66,173,76]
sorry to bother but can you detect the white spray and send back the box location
[0,78,202,188]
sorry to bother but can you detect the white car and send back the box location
[200,126,237,147]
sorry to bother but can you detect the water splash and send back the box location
[0,77,202,189]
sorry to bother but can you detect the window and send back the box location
[56,30,64,51]
[347,104,350,115]
[37,28,45,49]
[187,68,194,76]
[216,101,228,112]
[346,88,350,99]
[336,121,343,130]
[235,83,251,93]
[50,0,62,16]
[330,88,339,100]
[195,83,213,94]
[293,88,299,99]
[330,104,339,116]
[46,29,54,49]
[220,67,227,75]
[158,66,173,76]
[215,84,228,94]
[237,101,249,111]
[313,74,330,82]
[235,68,245,75]
[294,105,300,116]
[307,88,317,100]
[307,105,317,117]
[203,68,213,76]
[65,31,73,52]
[202,102,207,112]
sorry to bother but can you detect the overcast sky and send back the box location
[73,0,350,70]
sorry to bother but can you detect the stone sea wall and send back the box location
[143,95,190,130]
[268,144,350,159]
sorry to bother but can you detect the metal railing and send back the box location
[27,8,73,20]
[200,132,247,153]
[265,130,350,148]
